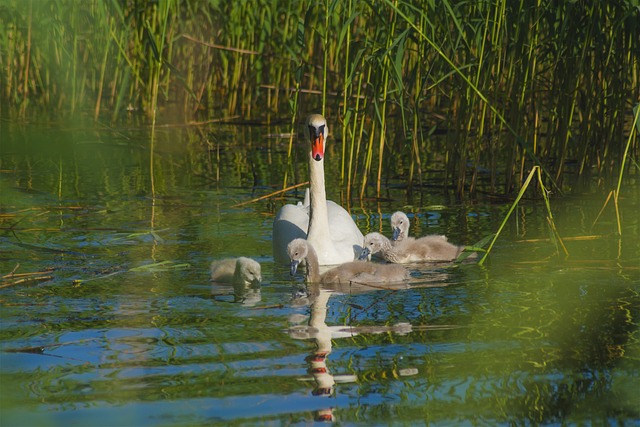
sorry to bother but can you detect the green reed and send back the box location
[1,0,637,199]
[478,166,567,266]
[592,103,640,236]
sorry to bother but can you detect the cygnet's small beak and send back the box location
[290,260,300,276]
[391,228,401,241]
[358,247,371,260]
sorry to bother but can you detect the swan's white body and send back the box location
[273,114,363,265]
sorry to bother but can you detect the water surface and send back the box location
[1,121,638,425]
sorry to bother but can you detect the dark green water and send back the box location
[1,120,639,426]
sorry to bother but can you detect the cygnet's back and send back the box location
[320,260,409,285]
[361,232,462,263]
[287,238,409,285]
[210,257,262,286]
[397,235,462,262]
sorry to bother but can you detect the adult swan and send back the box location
[272,114,363,266]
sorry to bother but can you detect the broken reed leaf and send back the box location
[469,234,495,250]
[1,268,55,279]
[4,346,46,354]
[455,250,482,263]
[129,261,191,272]
[3,338,100,354]
[0,276,54,289]
[516,235,608,243]
[8,241,84,256]
[1,264,55,288]
[109,229,170,242]
[149,231,165,243]
[249,304,285,310]
[233,181,310,208]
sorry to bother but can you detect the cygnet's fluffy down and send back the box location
[210,257,262,286]
[390,211,413,244]
[360,232,463,263]
[287,238,409,284]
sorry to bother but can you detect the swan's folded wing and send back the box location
[273,200,363,265]
[326,200,364,259]
[272,203,309,263]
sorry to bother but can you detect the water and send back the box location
[1,120,639,426]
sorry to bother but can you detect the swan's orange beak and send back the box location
[310,127,325,161]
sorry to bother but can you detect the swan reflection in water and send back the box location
[287,274,456,422]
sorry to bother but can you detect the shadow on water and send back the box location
[0,122,639,425]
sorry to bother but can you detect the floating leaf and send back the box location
[129,261,191,272]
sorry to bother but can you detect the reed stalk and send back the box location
[478,166,565,266]
[1,0,637,201]
[592,104,640,235]
[338,0,354,185]
[19,0,33,117]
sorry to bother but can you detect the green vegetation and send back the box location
[478,166,566,265]
[1,0,638,198]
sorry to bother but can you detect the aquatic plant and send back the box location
[1,0,637,198]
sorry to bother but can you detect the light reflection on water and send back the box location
[1,123,639,425]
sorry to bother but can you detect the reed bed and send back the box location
[1,0,638,198]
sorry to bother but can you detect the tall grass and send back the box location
[1,0,638,198]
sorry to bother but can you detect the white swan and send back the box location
[288,238,409,284]
[272,114,364,265]
[390,211,413,244]
[210,257,262,286]
[359,232,463,263]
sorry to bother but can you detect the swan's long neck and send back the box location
[306,153,333,257]
[304,242,322,283]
